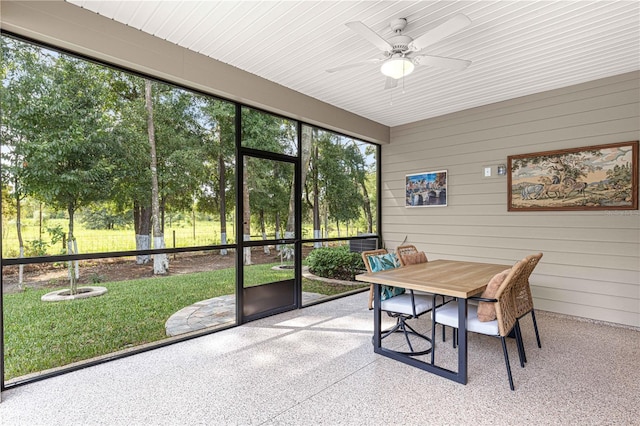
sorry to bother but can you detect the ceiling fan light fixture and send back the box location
[380,57,414,79]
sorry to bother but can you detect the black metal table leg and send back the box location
[457,297,468,384]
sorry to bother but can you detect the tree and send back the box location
[321,137,362,237]
[512,151,602,183]
[284,124,312,245]
[80,203,131,230]
[145,79,169,274]
[240,108,294,264]
[606,162,633,200]
[11,50,119,294]
[311,134,321,246]
[108,74,212,266]
[197,99,235,255]
[1,37,47,289]
[152,87,210,229]
[106,71,154,264]
[344,140,374,233]
[307,131,363,240]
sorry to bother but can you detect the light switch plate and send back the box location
[484,166,492,177]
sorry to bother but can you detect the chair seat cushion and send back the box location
[381,293,434,316]
[432,301,499,336]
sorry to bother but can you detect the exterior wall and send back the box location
[385,72,640,327]
[0,0,389,145]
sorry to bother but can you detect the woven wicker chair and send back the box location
[396,244,451,342]
[431,258,529,390]
[513,253,544,358]
[396,244,427,266]
[362,248,435,355]
[363,249,389,311]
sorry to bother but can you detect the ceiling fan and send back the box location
[326,14,472,89]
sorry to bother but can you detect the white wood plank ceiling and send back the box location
[67,1,639,128]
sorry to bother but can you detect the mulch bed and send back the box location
[2,249,283,294]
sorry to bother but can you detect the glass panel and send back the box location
[241,153,297,318]
[241,241,296,318]
[1,36,236,258]
[241,107,297,156]
[301,241,369,306]
[2,251,236,384]
[1,35,238,384]
[300,125,378,242]
[242,157,295,242]
[243,247,295,287]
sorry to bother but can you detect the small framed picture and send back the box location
[405,170,447,207]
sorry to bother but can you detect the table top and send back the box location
[355,259,511,299]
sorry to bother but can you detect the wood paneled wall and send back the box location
[385,72,640,327]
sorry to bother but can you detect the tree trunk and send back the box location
[73,238,79,280]
[242,160,251,265]
[14,187,24,290]
[145,79,168,274]
[360,181,373,233]
[218,153,227,255]
[324,210,329,247]
[312,144,321,248]
[67,205,79,294]
[284,125,312,239]
[275,210,281,251]
[192,201,196,241]
[160,196,166,233]
[259,209,270,254]
[134,201,152,264]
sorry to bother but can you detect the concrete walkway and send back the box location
[165,292,325,336]
[165,267,361,336]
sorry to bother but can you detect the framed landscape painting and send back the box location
[508,141,638,211]
[406,170,447,207]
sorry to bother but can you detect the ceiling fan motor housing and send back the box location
[388,35,412,53]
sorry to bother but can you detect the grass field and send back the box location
[3,263,366,380]
[2,217,370,257]
[2,218,227,256]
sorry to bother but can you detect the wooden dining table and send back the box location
[355,259,510,384]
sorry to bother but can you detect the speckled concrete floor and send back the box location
[1,292,638,425]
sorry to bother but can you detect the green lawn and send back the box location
[3,263,365,380]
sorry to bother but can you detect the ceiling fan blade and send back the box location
[384,77,398,90]
[413,55,471,71]
[326,58,381,73]
[408,14,471,52]
[346,21,393,52]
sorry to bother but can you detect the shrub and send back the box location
[307,246,364,281]
[89,273,106,284]
[25,239,49,257]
